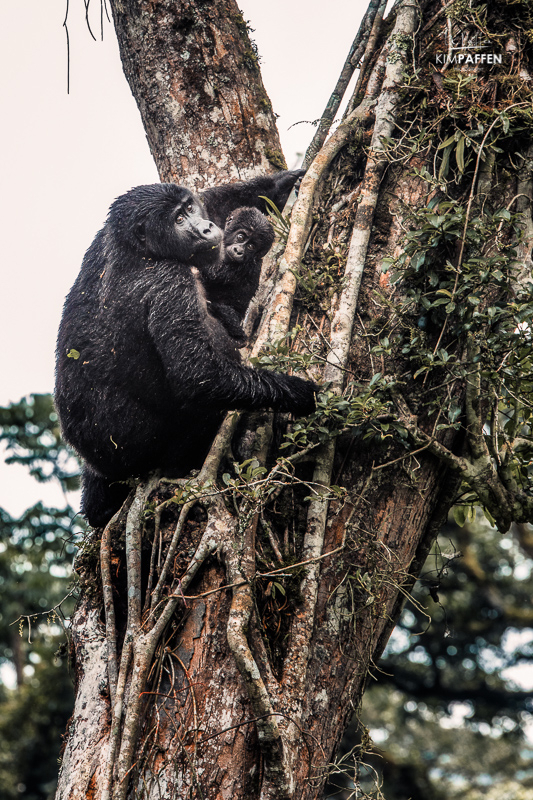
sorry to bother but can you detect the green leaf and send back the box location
[456,135,465,173]
[66,349,80,360]
[494,208,511,221]
[413,367,429,379]
[410,251,426,270]
[438,144,453,181]
[453,506,467,526]
[437,134,457,149]
[448,404,461,423]
[483,507,497,527]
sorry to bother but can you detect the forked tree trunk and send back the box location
[110,0,286,188]
[56,1,533,798]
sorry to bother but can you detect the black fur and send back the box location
[201,207,275,343]
[201,169,305,229]
[55,180,316,527]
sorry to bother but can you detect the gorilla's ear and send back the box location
[135,222,146,245]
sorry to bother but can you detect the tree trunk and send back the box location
[110,0,286,188]
[56,1,533,798]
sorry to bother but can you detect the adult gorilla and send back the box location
[55,173,316,527]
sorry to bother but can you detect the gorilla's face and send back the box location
[109,184,223,264]
[147,192,222,264]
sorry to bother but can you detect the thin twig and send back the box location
[100,509,121,707]
[344,0,388,117]
[304,0,384,167]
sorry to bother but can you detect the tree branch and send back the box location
[303,0,385,168]
[284,0,419,714]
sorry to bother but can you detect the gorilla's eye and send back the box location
[187,203,193,213]
[176,214,185,224]
[247,243,255,250]
[236,232,246,242]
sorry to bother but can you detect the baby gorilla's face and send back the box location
[223,207,274,263]
[224,225,255,262]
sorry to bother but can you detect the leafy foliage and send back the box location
[327,515,533,800]
[0,394,80,491]
[0,643,74,800]
[367,99,533,530]
[0,394,82,800]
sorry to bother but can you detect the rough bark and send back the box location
[109,0,285,189]
[56,1,533,798]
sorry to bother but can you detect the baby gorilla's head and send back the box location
[223,207,274,263]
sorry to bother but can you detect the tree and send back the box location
[0,395,81,799]
[56,1,533,799]
[329,514,533,798]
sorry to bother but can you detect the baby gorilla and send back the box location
[200,207,275,344]
[55,182,317,527]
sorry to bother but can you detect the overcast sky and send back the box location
[0,0,367,514]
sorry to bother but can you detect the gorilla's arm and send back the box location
[207,304,247,344]
[146,272,317,415]
[201,169,305,229]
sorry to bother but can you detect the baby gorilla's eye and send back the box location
[247,243,255,250]
[236,232,246,242]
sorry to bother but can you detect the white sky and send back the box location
[0,0,367,514]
